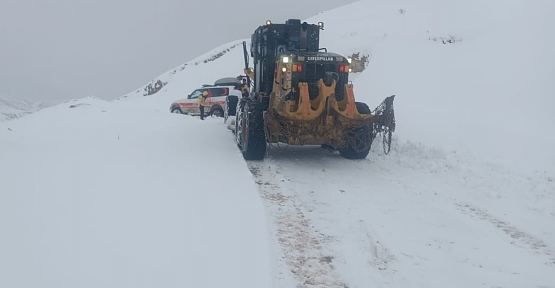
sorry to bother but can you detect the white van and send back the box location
[169,85,234,117]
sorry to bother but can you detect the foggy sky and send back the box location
[0,0,356,103]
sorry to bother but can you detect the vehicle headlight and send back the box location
[282,56,290,63]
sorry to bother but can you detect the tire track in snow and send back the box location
[456,203,555,266]
[378,139,555,267]
[248,140,555,287]
[247,161,348,288]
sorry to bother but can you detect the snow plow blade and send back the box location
[263,79,395,158]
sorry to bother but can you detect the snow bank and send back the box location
[0,98,273,288]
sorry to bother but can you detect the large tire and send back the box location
[339,128,374,159]
[238,102,266,160]
[355,102,371,114]
[171,107,182,114]
[225,95,239,126]
[235,102,244,147]
[339,102,374,159]
[226,96,238,116]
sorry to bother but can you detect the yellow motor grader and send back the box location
[231,19,396,160]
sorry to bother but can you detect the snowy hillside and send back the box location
[115,40,247,101]
[1,0,554,288]
[0,94,52,122]
[305,0,555,175]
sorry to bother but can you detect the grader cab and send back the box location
[232,19,396,160]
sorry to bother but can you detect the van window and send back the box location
[189,89,203,99]
[210,88,227,97]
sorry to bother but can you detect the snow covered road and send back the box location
[247,138,555,288]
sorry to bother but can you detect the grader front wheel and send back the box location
[339,102,374,159]
[339,128,374,159]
